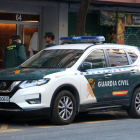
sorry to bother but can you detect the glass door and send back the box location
[19,25,39,59]
[0,23,17,69]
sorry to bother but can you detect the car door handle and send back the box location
[104,73,112,77]
[130,69,137,74]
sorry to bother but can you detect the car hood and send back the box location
[0,68,66,81]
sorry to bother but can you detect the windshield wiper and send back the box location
[18,66,29,68]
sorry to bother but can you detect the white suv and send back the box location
[0,36,140,125]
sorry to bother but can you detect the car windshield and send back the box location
[20,49,84,68]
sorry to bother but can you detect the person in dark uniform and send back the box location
[3,35,27,69]
[44,32,56,48]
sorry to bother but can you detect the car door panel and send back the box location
[106,49,135,105]
[79,49,113,105]
[84,68,112,102]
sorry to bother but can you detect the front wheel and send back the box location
[50,90,76,125]
[127,88,140,118]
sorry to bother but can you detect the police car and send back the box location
[0,36,140,125]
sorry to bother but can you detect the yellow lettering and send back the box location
[7,45,16,50]
[15,70,20,74]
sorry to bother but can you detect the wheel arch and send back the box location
[130,82,140,102]
[50,84,80,114]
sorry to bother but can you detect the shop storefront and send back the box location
[0,12,40,69]
[0,1,68,69]
[125,13,140,49]
[68,9,140,49]
[116,12,140,49]
[1,0,140,69]
[68,10,117,43]
[68,12,107,39]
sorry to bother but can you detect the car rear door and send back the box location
[106,49,133,106]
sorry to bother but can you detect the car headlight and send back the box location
[19,78,50,89]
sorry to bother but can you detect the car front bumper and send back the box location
[0,102,51,117]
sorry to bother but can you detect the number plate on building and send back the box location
[0,96,9,102]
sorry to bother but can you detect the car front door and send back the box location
[79,49,113,106]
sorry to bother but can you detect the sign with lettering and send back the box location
[125,14,140,26]
[16,14,22,21]
[0,12,40,22]
[132,14,140,25]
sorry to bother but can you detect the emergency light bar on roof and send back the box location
[60,36,105,43]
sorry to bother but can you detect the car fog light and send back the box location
[26,94,41,104]
[27,99,41,104]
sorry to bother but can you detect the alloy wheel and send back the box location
[58,96,73,120]
[135,93,140,114]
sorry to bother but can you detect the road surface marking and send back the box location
[0,129,23,133]
[0,124,23,133]
[1,124,8,130]
[34,124,74,128]
[83,120,115,123]
[34,125,59,128]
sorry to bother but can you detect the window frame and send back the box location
[125,49,138,64]
[78,49,109,71]
[105,49,131,67]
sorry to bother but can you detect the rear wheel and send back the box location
[50,90,76,125]
[127,88,140,118]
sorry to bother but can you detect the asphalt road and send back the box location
[0,111,140,140]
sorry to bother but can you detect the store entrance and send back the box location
[19,25,39,59]
[0,23,39,69]
[0,23,17,69]
[0,12,40,69]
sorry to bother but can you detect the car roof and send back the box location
[44,43,137,51]
[45,44,93,50]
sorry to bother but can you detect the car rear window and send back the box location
[126,50,138,63]
[107,49,129,67]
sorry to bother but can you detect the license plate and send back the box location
[0,96,9,102]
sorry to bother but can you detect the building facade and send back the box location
[0,0,140,69]
[0,0,68,69]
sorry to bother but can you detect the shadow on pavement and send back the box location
[0,111,131,129]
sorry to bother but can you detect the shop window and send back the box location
[107,49,129,66]
[106,26,116,43]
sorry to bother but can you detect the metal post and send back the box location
[116,7,118,44]
[22,25,24,44]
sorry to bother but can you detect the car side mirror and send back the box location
[81,62,92,71]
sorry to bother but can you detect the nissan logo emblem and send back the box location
[0,82,6,89]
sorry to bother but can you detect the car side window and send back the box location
[126,50,138,63]
[107,49,129,67]
[84,49,106,69]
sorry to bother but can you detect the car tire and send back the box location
[127,88,140,118]
[50,90,76,125]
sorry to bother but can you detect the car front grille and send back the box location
[0,81,20,98]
